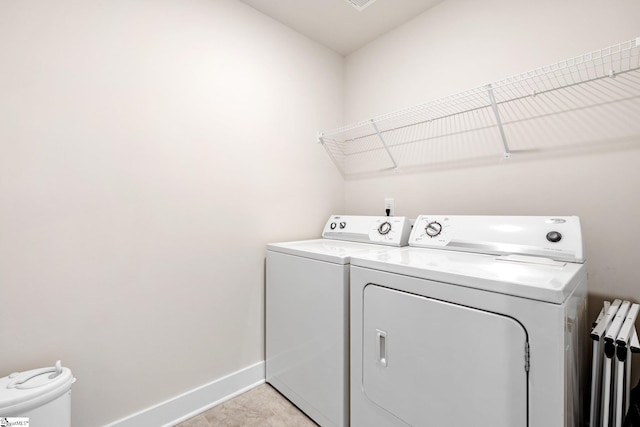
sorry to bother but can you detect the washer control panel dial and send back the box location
[411,216,452,247]
[425,221,443,237]
[378,221,392,235]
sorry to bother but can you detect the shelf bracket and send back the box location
[371,120,399,171]
[486,84,511,159]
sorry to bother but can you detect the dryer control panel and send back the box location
[322,215,411,247]
[409,215,584,263]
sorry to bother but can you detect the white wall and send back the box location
[0,1,343,425]
[344,0,640,370]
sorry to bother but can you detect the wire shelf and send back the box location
[318,37,640,178]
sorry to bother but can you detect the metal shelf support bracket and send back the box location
[486,84,511,159]
[371,120,399,170]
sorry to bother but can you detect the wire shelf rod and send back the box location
[337,123,501,158]
[321,103,495,144]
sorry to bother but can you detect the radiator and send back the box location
[590,300,640,427]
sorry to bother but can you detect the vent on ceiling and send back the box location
[344,0,377,11]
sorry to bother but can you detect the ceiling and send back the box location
[238,0,444,55]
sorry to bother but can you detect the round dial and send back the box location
[378,221,392,235]
[330,222,337,230]
[425,221,443,238]
[339,222,347,229]
[546,231,562,243]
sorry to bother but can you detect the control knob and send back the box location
[546,231,562,243]
[425,221,442,238]
[339,222,346,229]
[378,221,392,235]
[330,222,337,230]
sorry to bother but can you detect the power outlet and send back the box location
[384,198,395,216]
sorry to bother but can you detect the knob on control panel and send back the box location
[378,221,392,235]
[425,221,443,238]
[339,222,347,229]
[546,231,562,243]
[330,222,337,230]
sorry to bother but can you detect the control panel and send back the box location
[322,215,412,247]
[409,215,585,263]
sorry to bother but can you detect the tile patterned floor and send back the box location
[175,383,318,427]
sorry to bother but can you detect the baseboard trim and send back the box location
[105,361,265,427]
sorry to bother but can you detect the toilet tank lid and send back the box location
[0,362,74,415]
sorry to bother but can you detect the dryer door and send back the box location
[362,284,528,427]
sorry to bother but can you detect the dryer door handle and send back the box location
[377,329,388,367]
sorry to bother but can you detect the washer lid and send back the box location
[267,238,390,264]
[350,247,586,304]
[0,361,74,411]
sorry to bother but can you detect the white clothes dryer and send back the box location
[350,215,588,427]
[266,215,412,427]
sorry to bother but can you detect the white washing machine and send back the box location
[350,215,588,427]
[266,215,412,427]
